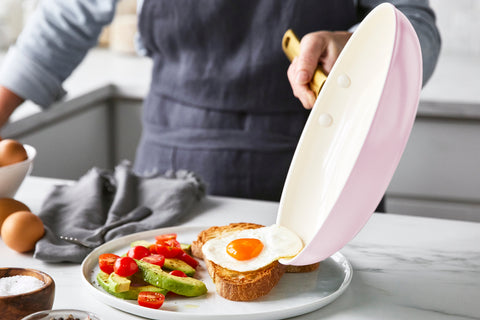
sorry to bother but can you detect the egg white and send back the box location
[202,224,303,272]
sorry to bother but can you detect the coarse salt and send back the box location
[0,275,45,296]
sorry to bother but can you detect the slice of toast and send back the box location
[284,262,320,273]
[191,222,318,301]
[192,222,285,301]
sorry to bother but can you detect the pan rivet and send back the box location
[318,113,333,127]
[337,73,351,88]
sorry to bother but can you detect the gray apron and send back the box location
[135,0,357,201]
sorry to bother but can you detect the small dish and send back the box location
[0,144,36,198]
[0,268,55,320]
[21,309,101,320]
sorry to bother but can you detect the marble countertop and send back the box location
[2,176,479,319]
[1,47,480,126]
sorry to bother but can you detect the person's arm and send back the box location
[0,0,118,127]
[0,87,24,128]
[288,0,441,109]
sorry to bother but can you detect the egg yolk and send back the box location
[226,238,264,261]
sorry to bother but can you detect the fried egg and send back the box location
[202,224,303,272]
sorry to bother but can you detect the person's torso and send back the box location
[134,0,357,199]
[138,0,357,112]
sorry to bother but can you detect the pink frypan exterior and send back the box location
[277,4,423,265]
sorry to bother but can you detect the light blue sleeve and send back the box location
[0,0,118,107]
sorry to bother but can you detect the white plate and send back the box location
[81,225,352,320]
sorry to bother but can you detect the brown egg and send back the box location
[0,198,30,230]
[1,211,44,253]
[0,139,28,167]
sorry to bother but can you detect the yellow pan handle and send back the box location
[282,29,327,96]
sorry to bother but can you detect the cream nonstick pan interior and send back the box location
[277,3,423,265]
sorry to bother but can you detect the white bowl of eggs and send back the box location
[0,139,36,198]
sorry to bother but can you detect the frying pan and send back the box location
[277,3,423,265]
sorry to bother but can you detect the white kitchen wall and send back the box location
[4,0,478,55]
[0,0,24,49]
[0,0,136,51]
[430,0,480,55]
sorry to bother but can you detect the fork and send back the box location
[58,235,99,249]
[57,206,152,248]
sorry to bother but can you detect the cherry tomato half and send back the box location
[114,256,139,277]
[176,251,199,269]
[150,243,182,258]
[127,245,151,260]
[98,253,120,274]
[138,291,165,309]
[163,239,182,248]
[141,254,165,267]
[155,233,177,243]
[169,270,187,277]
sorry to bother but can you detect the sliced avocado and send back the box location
[108,272,131,293]
[180,243,191,254]
[96,271,167,300]
[136,260,207,297]
[163,258,196,277]
[130,240,152,248]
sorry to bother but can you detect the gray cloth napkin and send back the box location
[33,161,205,263]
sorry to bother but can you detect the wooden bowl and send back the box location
[0,268,55,320]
